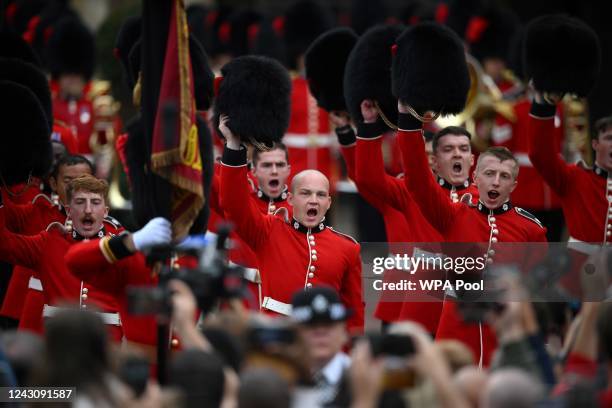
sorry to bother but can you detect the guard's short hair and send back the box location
[52,155,94,179]
[252,143,289,166]
[594,115,612,139]
[476,146,519,178]
[432,126,472,153]
[66,175,109,204]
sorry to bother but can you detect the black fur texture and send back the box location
[0,57,52,128]
[392,22,470,115]
[44,17,95,80]
[305,27,358,112]
[0,28,41,66]
[215,56,291,147]
[0,81,51,185]
[343,24,403,123]
[524,14,601,96]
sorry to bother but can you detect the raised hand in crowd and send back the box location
[360,100,379,124]
[329,111,351,130]
[125,217,172,253]
[219,114,241,150]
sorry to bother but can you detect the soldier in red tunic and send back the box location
[218,115,364,334]
[208,144,293,310]
[397,105,547,367]
[1,155,94,333]
[65,217,179,359]
[0,175,125,341]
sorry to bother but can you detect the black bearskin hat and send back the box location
[215,56,291,147]
[524,14,600,96]
[343,24,403,124]
[392,23,470,115]
[305,27,358,112]
[0,80,51,185]
[44,17,95,80]
[0,27,41,66]
[0,57,52,128]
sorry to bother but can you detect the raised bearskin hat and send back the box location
[392,23,470,117]
[44,17,95,80]
[214,56,291,148]
[305,27,358,112]
[128,37,214,111]
[466,7,520,63]
[0,80,51,185]
[524,15,600,97]
[344,24,403,124]
[283,0,333,70]
[0,57,52,128]
[0,27,41,66]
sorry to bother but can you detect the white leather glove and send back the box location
[132,217,172,252]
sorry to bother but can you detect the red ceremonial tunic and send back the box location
[220,147,364,333]
[398,113,547,366]
[0,194,65,324]
[492,98,562,210]
[0,202,124,341]
[528,103,611,244]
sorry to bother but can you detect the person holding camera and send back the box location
[218,115,364,334]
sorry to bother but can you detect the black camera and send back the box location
[127,224,247,316]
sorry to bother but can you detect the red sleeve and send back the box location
[339,145,356,181]
[0,204,44,270]
[65,238,126,294]
[528,104,572,197]
[115,133,130,183]
[209,168,222,215]
[219,147,273,250]
[0,198,37,233]
[355,135,410,212]
[342,243,364,335]
[397,114,457,232]
[66,236,152,295]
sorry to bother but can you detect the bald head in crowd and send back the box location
[480,369,543,408]
[288,170,331,228]
[454,366,488,408]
